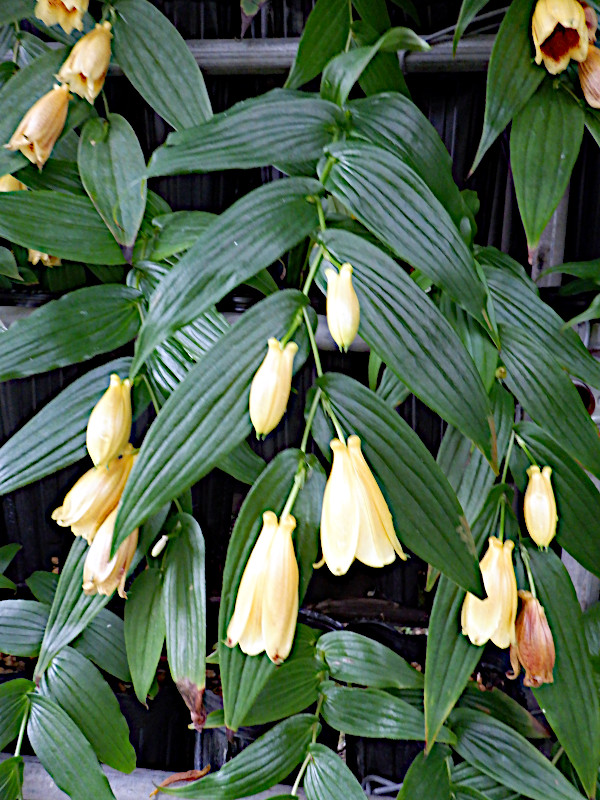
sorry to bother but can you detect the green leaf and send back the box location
[0,755,24,800]
[471,0,543,173]
[18,158,85,194]
[511,81,583,248]
[398,745,452,800]
[148,90,344,177]
[321,684,456,744]
[163,513,206,723]
[116,291,308,547]
[458,682,549,740]
[112,0,211,130]
[376,366,410,407]
[0,47,66,176]
[285,0,351,90]
[79,114,147,247]
[0,247,22,281]
[40,647,136,772]
[72,608,131,682]
[217,442,265,486]
[28,693,115,800]
[500,323,600,477]
[131,178,322,375]
[0,191,125,264]
[527,546,600,796]
[451,708,586,800]
[0,287,139,381]
[320,143,486,320]
[452,762,526,800]
[148,211,217,261]
[0,679,33,750]
[124,569,165,704]
[26,571,58,604]
[162,714,317,798]
[0,357,131,494]
[317,630,423,689]
[219,449,325,731]
[454,0,492,52]
[0,600,48,656]
[305,743,366,800]
[440,296,498,392]
[0,543,20,574]
[318,372,483,595]
[0,0,32,24]
[320,229,494,460]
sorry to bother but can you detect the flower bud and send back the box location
[28,249,61,267]
[52,446,136,543]
[82,506,138,599]
[5,84,70,170]
[532,0,588,74]
[461,537,518,648]
[86,374,133,467]
[524,465,557,548]
[34,0,88,35]
[226,511,299,664]
[579,45,600,107]
[249,338,298,437]
[0,174,27,192]
[325,263,360,352]
[507,590,555,687]
[57,22,113,104]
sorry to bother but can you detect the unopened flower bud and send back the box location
[249,338,297,437]
[532,0,588,74]
[28,249,61,267]
[34,0,88,35]
[325,263,360,352]
[0,174,27,192]
[57,22,113,104]
[86,374,133,467]
[507,590,555,687]
[524,465,557,548]
[82,506,138,599]
[579,45,600,106]
[5,84,70,170]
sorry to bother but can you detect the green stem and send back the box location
[301,387,322,453]
[322,397,345,441]
[515,434,537,467]
[319,157,336,186]
[316,201,327,232]
[291,753,312,796]
[312,695,324,742]
[14,705,28,757]
[304,306,323,377]
[302,247,324,296]
[501,430,515,484]
[101,89,110,119]
[12,24,20,63]
[520,544,538,599]
[281,463,306,520]
[551,745,564,766]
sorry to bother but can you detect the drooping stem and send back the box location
[303,306,323,378]
[302,246,324,297]
[14,705,29,757]
[515,434,537,467]
[520,544,538,599]
[301,387,322,454]
[291,752,312,796]
[501,430,515,485]
[316,200,327,232]
[281,463,306,520]
[322,397,345,442]
[12,23,20,63]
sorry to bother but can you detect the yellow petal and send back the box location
[326,263,360,352]
[320,438,360,576]
[34,0,88,34]
[524,465,558,548]
[532,0,588,74]
[0,174,27,192]
[82,506,138,598]
[57,22,112,103]
[262,514,299,664]
[86,374,133,467]
[5,84,70,170]
[249,338,298,436]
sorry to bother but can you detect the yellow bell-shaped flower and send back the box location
[86,374,133,467]
[325,263,360,352]
[82,506,138,599]
[28,250,61,267]
[532,0,588,74]
[249,338,298,437]
[461,536,518,649]
[226,511,299,664]
[34,0,88,35]
[320,436,406,576]
[5,84,70,170]
[52,446,136,543]
[524,465,558,548]
[57,22,113,104]
[0,174,27,192]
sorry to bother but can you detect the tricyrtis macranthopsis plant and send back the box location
[1,1,600,799]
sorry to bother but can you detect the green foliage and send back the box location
[124,569,165,704]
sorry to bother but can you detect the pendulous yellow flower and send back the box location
[34,0,88,35]
[0,174,27,192]
[532,0,588,74]
[507,590,555,687]
[249,338,298,437]
[325,263,360,352]
[226,511,299,664]
[524,465,558,548]
[86,374,133,467]
[51,446,136,543]
[5,84,70,170]
[57,22,113,104]
[461,537,518,648]
[82,506,138,598]
[320,435,406,576]
[28,250,61,268]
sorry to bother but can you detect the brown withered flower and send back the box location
[579,45,600,107]
[507,590,555,687]
[581,1,598,42]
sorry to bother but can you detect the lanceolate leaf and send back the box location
[40,647,136,772]
[148,211,217,261]
[18,159,85,194]
[453,0,492,52]
[451,709,585,800]
[318,372,483,595]
[131,178,322,375]
[79,114,147,247]
[115,291,308,548]
[124,569,165,704]
[148,90,344,177]
[0,0,32,25]
[0,756,24,800]
[398,745,452,800]
[72,608,131,682]
[285,0,351,90]
[500,323,600,477]
[0,600,48,656]
[452,762,525,800]
[527,546,600,796]
[163,714,317,798]
[305,743,366,800]
[511,81,583,248]
[0,358,131,495]
[28,693,115,800]
[0,288,139,381]
[458,683,549,740]
[112,0,211,130]
[319,143,486,320]
[0,679,33,750]
[320,229,494,460]
[471,0,543,173]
